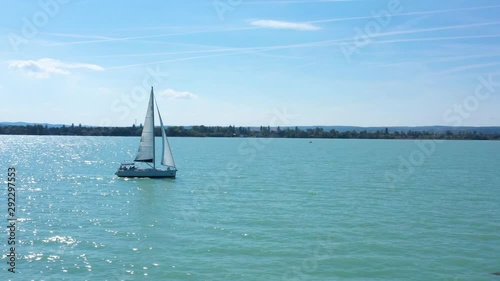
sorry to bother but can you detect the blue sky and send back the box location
[1,0,499,127]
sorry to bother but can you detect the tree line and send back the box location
[0,124,499,140]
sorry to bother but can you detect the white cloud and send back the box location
[8,58,104,79]
[250,20,321,31]
[159,89,198,100]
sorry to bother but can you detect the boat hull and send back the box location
[115,168,176,178]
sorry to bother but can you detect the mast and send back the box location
[152,86,156,169]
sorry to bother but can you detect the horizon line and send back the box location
[1,122,499,128]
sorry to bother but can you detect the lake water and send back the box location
[1,136,499,280]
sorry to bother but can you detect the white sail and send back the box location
[134,88,155,163]
[155,100,176,168]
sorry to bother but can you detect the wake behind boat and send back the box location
[115,86,177,178]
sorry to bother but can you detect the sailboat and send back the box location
[115,86,177,178]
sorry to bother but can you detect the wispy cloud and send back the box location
[107,50,249,70]
[249,20,321,31]
[365,53,500,69]
[369,22,500,39]
[435,62,500,76]
[105,29,500,70]
[40,32,114,40]
[159,89,198,100]
[311,4,500,24]
[44,26,257,46]
[371,34,500,45]
[106,40,333,70]
[37,4,500,48]
[8,58,104,79]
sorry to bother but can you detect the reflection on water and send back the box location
[1,136,499,280]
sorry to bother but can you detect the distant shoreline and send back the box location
[1,124,499,140]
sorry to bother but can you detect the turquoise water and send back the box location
[1,136,499,280]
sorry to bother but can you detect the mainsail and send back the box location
[155,99,176,168]
[134,89,155,163]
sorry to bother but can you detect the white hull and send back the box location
[115,168,176,178]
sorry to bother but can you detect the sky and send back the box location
[0,0,499,127]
